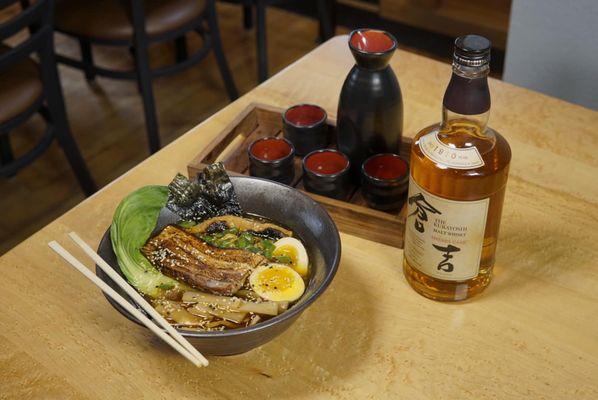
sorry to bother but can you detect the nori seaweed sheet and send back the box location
[166,163,242,222]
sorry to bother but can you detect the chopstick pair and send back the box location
[48,232,209,367]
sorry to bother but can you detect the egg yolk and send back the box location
[255,267,295,291]
[272,245,298,265]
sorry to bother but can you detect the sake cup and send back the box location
[283,104,328,156]
[302,149,351,200]
[248,137,295,185]
[361,153,409,211]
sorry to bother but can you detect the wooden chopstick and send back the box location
[67,232,209,367]
[215,134,246,165]
[48,241,206,368]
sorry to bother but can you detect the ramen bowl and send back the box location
[96,176,341,355]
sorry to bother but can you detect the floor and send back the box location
[0,2,490,255]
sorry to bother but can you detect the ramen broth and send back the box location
[142,214,310,331]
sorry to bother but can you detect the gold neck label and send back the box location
[419,132,485,169]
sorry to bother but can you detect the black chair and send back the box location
[0,0,96,195]
[235,0,335,82]
[54,0,239,154]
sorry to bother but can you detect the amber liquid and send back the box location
[403,118,511,301]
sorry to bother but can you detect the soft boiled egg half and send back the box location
[272,237,309,276]
[249,264,305,302]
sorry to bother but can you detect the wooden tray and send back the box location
[187,103,412,248]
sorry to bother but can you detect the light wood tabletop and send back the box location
[1,36,597,399]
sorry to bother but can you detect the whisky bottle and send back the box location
[403,35,511,301]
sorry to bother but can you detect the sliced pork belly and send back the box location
[141,225,266,295]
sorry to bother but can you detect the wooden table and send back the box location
[1,36,597,399]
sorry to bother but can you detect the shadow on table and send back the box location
[146,254,377,398]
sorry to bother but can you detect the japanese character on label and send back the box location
[408,193,441,233]
[432,244,461,272]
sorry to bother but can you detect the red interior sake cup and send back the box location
[248,137,295,185]
[304,149,350,176]
[249,137,293,162]
[283,104,327,128]
[362,153,408,182]
[302,149,351,200]
[360,153,409,211]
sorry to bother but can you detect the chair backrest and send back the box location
[0,0,53,72]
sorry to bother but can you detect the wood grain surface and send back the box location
[1,36,597,399]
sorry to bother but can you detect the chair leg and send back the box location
[46,105,97,196]
[79,39,96,82]
[256,1,268,82]
[243,4,253,29]
[133,55,161,153]
[131,2,161,153]
[127,45,144,94]
[175,36,188,63]
[207,0,239,100]
[328,0,338,35]
[0,135,14,166]
[316,0,334,41]
[38,36,97,195]
[43,78,97,195]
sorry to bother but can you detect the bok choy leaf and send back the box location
[110,185,182,298]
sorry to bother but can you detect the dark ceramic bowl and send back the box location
[248,136,295,185]
[96,176,341,356]
[361,153,409,211]
[348,28,397,70]
[283,104,328,156]
[302,149,352,200]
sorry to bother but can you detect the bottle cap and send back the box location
[454,35,491,67]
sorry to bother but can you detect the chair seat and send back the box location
[0,45,43,125]
[55,0,207,42]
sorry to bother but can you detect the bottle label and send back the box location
[419,132,485,169]
[404,179,489,281]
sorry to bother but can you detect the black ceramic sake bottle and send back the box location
[337,29,403,180]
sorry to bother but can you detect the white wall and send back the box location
[504,0,598,110]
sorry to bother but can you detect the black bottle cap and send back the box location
[454,35,491,67]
